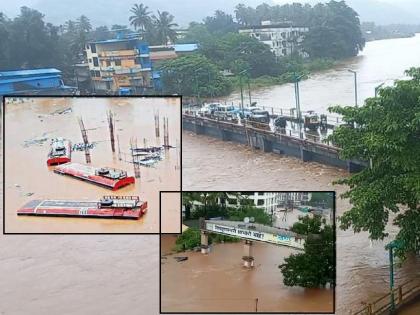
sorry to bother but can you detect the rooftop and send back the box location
[0,68,61,78]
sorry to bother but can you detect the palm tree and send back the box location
[153,10,178,45]
[129,3,152,33]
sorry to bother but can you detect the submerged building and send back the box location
[0,68,76,95]
[85,36,152,94]
[239,21,309,58]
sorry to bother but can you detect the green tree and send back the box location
[159,54,232,97]
[303,1,365,59]
[129,3,152,33]
[328,67,420,259]
[152,10,178,45]
[204,10,238,34]
[280,215,335,288]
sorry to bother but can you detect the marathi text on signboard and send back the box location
[205,222,304,250]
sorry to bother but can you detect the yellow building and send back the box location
[85,38,152,94]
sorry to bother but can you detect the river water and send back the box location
[1,36,420,314]
[173,35,420,314]
[4,97,181,233]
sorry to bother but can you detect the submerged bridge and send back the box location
[199,218,306,268]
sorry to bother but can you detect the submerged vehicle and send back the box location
[246,110,271,129]
[303,111,320,131]
[54,162,135,190]
[17,195,147,219]
[47,138,72,166]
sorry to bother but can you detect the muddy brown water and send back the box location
[4,97,180,233]
[1,36,420,315]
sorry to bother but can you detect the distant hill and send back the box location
[3,0,420,27]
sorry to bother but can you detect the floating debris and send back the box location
[51,107,72,115]
[174,256,188,262]
[72,142,97,151]
[25,192,34,197]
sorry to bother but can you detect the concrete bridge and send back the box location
[183,113,366,172]
[199,218,306,268]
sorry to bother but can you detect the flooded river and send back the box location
[176,35,420,313]
[1,35,420,314]
[4,97,180,233]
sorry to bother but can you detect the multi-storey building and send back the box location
[224,192,281,214]
[85,36,152,93]
[239,21,309,58]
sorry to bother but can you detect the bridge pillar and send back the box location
[262,138,272,153]
[300,147,312,162]
[194,123,204,135]
[242,240,254,268]
[201,231,209,254]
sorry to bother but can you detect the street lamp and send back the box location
[294,72,305,139]
[385,240,403,313]
[348,69,358,107]
[238,69,248,112]
[375,82,385,97]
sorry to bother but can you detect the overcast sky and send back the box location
[2,0,420,27]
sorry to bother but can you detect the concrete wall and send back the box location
[183,116,366,172]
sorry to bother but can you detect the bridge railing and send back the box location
[183,111,338,149]
[353,278,420,315]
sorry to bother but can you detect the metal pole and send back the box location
[247,78,252,106]
[390,247,395,312]
[240,75,244,111]
[348,69,358,107]
[354,72,358,107]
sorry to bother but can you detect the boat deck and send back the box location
[54,162,135,190]
[17,197,147,219]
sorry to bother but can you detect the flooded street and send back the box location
[4,97,180,233]
[0,34,419,315]
[161,236,333,312]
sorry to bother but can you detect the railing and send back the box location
[353,278,420,315]
[182,110,338,149]
[98,49,138,58]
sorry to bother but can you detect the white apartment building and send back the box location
[225,192,281,214]
[239,21,309,58]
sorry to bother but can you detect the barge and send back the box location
[47,138,71,166]
[54,162,135,190]
[17,195,147,219]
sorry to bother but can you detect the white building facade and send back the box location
[239,21,309,58]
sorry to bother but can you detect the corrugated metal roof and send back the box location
[0,68,61,78]
[172,43,199,52]
[0,75,61,84]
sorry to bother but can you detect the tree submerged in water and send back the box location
[328,67,420,259]
[279,215,335,288]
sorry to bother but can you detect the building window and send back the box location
[95,70,100,77]
[257,199,265,206]
[106,60,111,67]
[91,44,96,53]
[115,60,121,66]
[90,70,96,77]
[86,44,90,50]
[88,58,92,63]
[93,57,99,67]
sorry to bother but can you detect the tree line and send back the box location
[0,1,365,97]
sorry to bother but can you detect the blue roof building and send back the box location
[0,68,76,95]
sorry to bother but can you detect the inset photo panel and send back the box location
[3,96,181,234]
[161,191,335,314]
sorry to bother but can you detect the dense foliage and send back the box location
[174,227,240,252]
[158,54,232,97]
[279,215,335,288]
[182,192,272,225]
[234,1,365,59]
[328,67,420,259]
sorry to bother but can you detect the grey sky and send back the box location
[2,0,420,27]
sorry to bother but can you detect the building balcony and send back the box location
[98,49,139,58]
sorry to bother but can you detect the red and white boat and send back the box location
[47,138,72,166]
[17,195,147,219]
[54,162,135,190]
